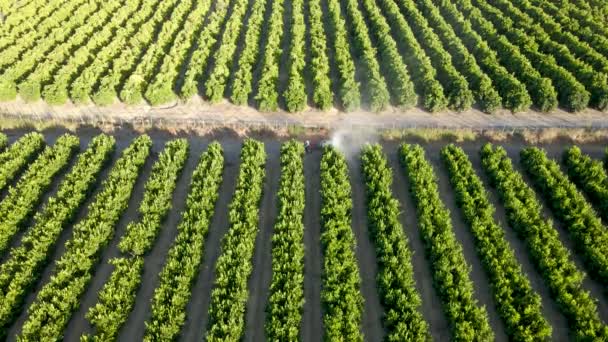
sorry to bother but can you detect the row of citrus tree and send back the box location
[564,146,608,222]
[0,132,44,192]
[441,144,550,339]
[84,139,189,340]
[18,135,151,341]
[0,134,79,254]
[205,139,266,340]
[480,144,608,340]
[399,144,494,340]
[520,147,608,285]
[265,141,306,340]
[360,144,429,340]
[0,134,115,338]
[320,146,364,340]
[143,142,225,340]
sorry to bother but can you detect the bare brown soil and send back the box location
[243,142,281,342]
[348,157,385,341]
[301,148,324,341]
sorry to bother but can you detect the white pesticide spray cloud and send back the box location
[327,127,379,160]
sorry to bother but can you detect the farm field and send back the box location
[0,0,607,114]
[0,129,607,341]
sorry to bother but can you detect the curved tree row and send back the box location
[142,142,224,340]
[563,146,608,222]
[377,0,447,112]
[319,146,364,341]
[361,144,430,341]
[91,0,181,105]
[205,139,266,340]
[341,0,391,111]
[18,135,151,341]
[468,0,590,112]
[0,132,44,193]
[0,134,79,254]
[396,0,474,111]
[520,147,608,285]
[84,139,189,341]
[144,0,215,105]
[441,144,550,340]
[358,0,417,109]
[306,0,332,110]
[434,0,531,112]
[42,0,141,104]
[449,0,558,112]
[399,144,493,341]
[325,0,360,111]
[254,0,286,112]
[204,0,256,103]
[283,0,307,112]
[0,134,115,337]
[480,144,608,340]
[265,141,305,340]
[119,0,195,104]
[229,0,269,106]
[17,0,122,102]
[413,0,501,113]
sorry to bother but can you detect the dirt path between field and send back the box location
[301,149,324,341]
[243,142,281,342]
[1,99,607,131]
[348,157,385,341]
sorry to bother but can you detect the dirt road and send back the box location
[1,98,607,131]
